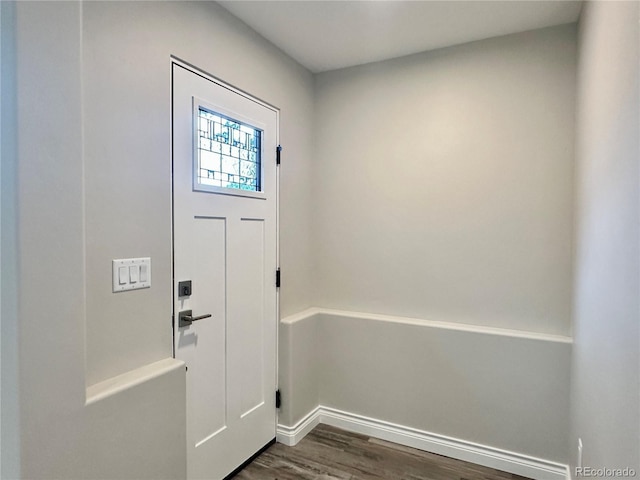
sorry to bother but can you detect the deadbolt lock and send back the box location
[178,280,192,297]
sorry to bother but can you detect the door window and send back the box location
[195,106,262,193]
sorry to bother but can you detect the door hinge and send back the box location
[276,145,282,165]
[276,268,281,288]
[276,390,281,409]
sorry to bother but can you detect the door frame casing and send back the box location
[169,54,281,423]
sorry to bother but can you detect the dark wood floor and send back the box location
[234,424,532,480]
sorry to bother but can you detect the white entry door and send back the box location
[172,63,278,480]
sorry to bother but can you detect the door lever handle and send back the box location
[178,310,212,327]
[184,313,212,322]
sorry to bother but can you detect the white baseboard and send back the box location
[277,406,568,480]
[276,406,321,446]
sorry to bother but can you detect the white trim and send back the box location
[171,57,280,114]
[280,307,321,325]
[276,406,321,446]
[192,96,268,200]
[566,465,573,480]
[86,358,185,405]
[277,406,568,480]
[281,308,572,344]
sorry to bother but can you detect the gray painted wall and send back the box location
[83,0,315,386]
[279,310,571,463]
[80,361,186,480]
[279,25,578,467]
[0,1,20,477]
[11,3,88,477]
[319,312,571,463]
[570,1,639,473]
[313,25,577,336]
[279,315,320,427]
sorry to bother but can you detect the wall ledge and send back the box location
[280,307,322,324]
[281,307,572,343]
[277,405,568,480]
[86,357,185,405]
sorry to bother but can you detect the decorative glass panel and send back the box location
[196,108,261,192]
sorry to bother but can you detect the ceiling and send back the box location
[217,1,583,73]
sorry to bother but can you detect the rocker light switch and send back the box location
[112,257,151,292]
[129,265,139,283]
[139,264,148,282]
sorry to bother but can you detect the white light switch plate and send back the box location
[112,257,151,292]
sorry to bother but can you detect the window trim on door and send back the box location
[192,96,268,200]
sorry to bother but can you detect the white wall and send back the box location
[570,0,639,473]
[313,25,577,336]
[4,1,315,478]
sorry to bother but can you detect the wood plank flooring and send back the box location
[234,424,532,480]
